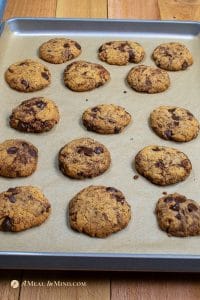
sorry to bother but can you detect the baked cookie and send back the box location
[59,137,111,179]
[135,145,192,186]
[82,104,131,134]
[152,42,193,71]
[5,59,51,92]
[127,65,170,93]
[155,193,200,237]
[39,38,81,64]
[150,106,200,142]
[69,185,131,238]
[98,41,145,65]
[9,97,60,133]
[0,139,38,178]
[0,186,51,232]
[63,60,110,92]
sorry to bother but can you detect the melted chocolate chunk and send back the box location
[75,42,81,50]
[164,196,175,203]
[155,160,165,169]
[41,72,49,80]
[77,146,94,156]
[182,61,188,70]
[21,79,29,88]
[106,187,119,193]
[94,147,104,154]
[28,147,38,158]
[36,101,47,109]
[114,127,121,133]
[7,147,18,154]
[91,107,100,113]
[7,188,18,194]
[170,203,179,211]
[168,108,176,113]
[115,194,125,204]
[188,203,198,212]
[172,114,180,121]
[2,217,12,231]
[164,130,173,139]
[63,43,69,48]
[7,194,16,203]
[152,147,161,151]
[175,213,182,220]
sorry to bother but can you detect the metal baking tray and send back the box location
[0,17,200,271]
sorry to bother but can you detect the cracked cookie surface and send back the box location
[0,186,51,232]
[63,60,110,92]
[98,40,145,65]
[82,104,131,134]
[0,139,38,178]
[69,185,131,238]
[5,59,51,92]
[155,193,200,237]
[59,138,111,179]
[39,38,81,64]
[9,97,60,133]
[152,42,193,71]
[135,145,192,186]
[150,105,200,142]
[127,65,170,93]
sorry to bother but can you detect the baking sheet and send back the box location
[0,19,200,267]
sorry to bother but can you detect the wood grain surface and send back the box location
[1,0,200,299]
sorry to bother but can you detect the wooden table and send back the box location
[1,1,200,299]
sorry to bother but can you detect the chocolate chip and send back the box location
[181,159,189,169]
[155,160,165,169]
[94,147,104,154]
[7,194,16,203]
[174,195,186,203]
[91,107,100,113]
[36,101,47,109]
[182,61,188,70]
[188,203,198,212]
[170,203,179,211]
[106,187,119,193]
[21,79,29,88]
[2,217,12,231]
[152,147,161,151]
[172,114,180,121]
[77,146,94,156]
[168,108,176,113]
[174,121,179,126]
[164,130,173,139]
[114,127,121,133]
[63,43,69,48]
[175,213,182,220]
[128,50,135,61]
[7,188,18,194]
[28,147,38,158]
[7,147,18,154]
[115,194,125,204]
[75,42,81,50]
[98,46,103,52]
[8,68,14,73]
[164,196,174,203]
[41,72,49,80]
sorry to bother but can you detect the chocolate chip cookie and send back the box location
[127,65,170,93]
[82,104,132,134]
[152,42,193,71]
[0,186,51,232]
[9,97,60,133]
[98,40,145,65]
[150,106,200,142]
[0,139,38,178]
[5,59,51,92]
[135,145,192,186]
[155,193,200,237]
[63,60,110,92]
[59,138,111,179]
[69,185,131,238]
[39,38,82,64]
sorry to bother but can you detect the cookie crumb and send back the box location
[130,138,133,141]
[162,191,167,195]
[133,175,139,180]
[85,99,88,102]
[123,90,127,94]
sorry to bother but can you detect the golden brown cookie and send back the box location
[59,138,111,179]
[5,59,51,92]
[9,97,60,133]
[127,65,170,93]
[135,145,192,186]
[63,60,110,92]
[155,193,200,237]
[150,106,200,142]
[98,41,145,65]
[82,104,132,134]
[69,185,131,238]
[152,42,193,71]
[39,38,82,64]
[0,139,38,178]
[0,186,51,232]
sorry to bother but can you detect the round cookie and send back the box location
[152,42,193,71]
[5,59,51,92]
[39,38,82,64]
[155,193,200,237]
[127,65,170,93]
[63,60,110,92]
[0,186,51,232]
[69,185,131,238]
[150,106,200,142]
[0,139,38,178]
[59,137,111,179]
[135,145,192,186]
[82,104,132,134]
[9,97,60,133]
[98,40,145,65]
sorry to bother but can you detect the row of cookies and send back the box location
[1,183,200,239]
[39,38,193,71]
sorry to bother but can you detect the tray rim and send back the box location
[1,17,200,271]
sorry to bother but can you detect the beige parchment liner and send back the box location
[0,23,200,255]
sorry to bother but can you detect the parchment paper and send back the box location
[0,23,200,255]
